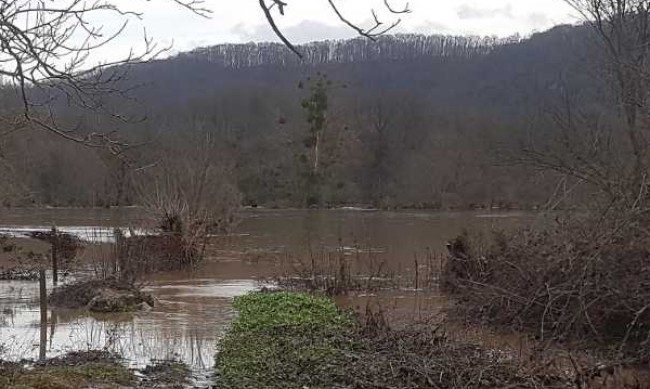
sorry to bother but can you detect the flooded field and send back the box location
[0,207,538,385]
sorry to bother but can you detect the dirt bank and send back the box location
[0,351,194,389]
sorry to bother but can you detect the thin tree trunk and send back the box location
[313,132,321,174]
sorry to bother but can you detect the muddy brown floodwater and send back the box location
[0,207,539,386]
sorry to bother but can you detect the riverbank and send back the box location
[215,291,575,389]
[0,351,192,389]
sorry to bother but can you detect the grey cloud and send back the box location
[409,20,451,35]
[232,20,356,44]
[457,4,513,20]
[526,12,551,28]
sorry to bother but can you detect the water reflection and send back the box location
[0,277,257,372]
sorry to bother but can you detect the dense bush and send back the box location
[442,215,650,359]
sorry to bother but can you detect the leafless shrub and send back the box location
[28,230,83,262]
[273,247,439,296]
[442,212,650,360]
[115,233,194,281]
[347,307,574,389]
[133,131,241,271]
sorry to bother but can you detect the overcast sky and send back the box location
[92,0,580,61]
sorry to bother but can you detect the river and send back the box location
[0,208,538,386]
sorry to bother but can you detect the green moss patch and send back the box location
[216,292,355,389]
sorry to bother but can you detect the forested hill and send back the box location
[125,33,514,109]
[125,24,596,115]
[5,23,607,208]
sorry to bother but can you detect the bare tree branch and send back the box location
[170,0,212,17]
[383,0,411,14]
[258,0,411,57]
[326,0,403,40]
[258,0,303,58]
[0,0,208,155]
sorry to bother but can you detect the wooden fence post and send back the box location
[51,226,58,286]
[39,269,47,361]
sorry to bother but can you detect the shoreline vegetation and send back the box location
[443,222,650,356]
[215,291,576,389]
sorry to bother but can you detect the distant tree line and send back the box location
[184,34,512,68]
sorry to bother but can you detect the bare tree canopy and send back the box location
[0,0,207,152]
[564,0,650,180]
[511,0,650,205]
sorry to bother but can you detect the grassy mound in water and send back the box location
[0,351,134,389]
[216,292,356,389]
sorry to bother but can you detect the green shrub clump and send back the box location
[216,292,355,389]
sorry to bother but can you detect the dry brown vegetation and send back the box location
[275,249,395,295]
[349,322,574,389]
[28,230,83,263]
[442,212,650,361]
[437,3,650,377]
[274,246,439,295]
[115,233,197,281]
